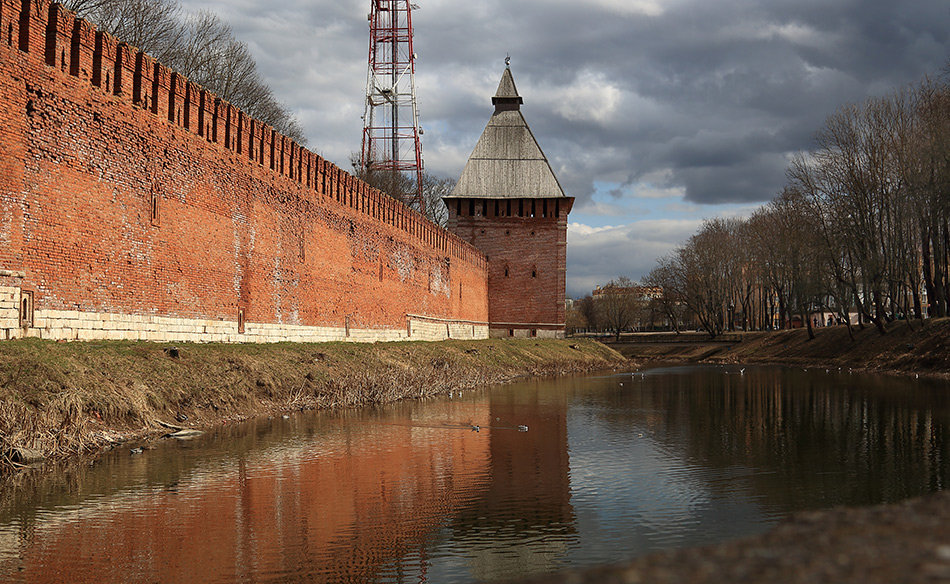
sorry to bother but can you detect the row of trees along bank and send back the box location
[642,72,950,340]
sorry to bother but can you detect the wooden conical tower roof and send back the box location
[446,67,566,200]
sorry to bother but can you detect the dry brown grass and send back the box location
[0,338,625,471]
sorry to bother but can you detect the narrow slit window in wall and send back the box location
[149,191,160,226]
[531,329,537,338]
[508,328,514,337]
[19,290,34,328]
[237,308,245,334]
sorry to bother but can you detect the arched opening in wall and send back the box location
[504,264,509,278]
[531,329,537,337]
[508,328,514,337]
[19,290,34,328]
[531,266,537,278]
[237,307,246,334]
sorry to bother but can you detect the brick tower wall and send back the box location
[0,0,488,343]
[446,197,573,339]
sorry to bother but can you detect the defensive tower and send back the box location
[444,64,574,338]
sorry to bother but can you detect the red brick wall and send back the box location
[0,0,487,335]
[447,197,573,335]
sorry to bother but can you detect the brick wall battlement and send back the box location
[0,0,489,343]
[0,0,484,269]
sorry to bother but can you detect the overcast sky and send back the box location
[180,0,948,297]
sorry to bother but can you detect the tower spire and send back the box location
[492,66,523,112]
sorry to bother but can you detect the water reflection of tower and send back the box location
[453,379,576,581]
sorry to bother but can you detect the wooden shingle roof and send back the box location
[447,68,567,200]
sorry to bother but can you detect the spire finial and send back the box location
[505,54,511,68]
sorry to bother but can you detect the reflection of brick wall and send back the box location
[0,400,493,583]
[0,0,488,343]
[447,198,573,338]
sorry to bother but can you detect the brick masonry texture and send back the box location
[446,197,573,339]
[0,0,489,343]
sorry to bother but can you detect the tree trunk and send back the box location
[922,227,938,317]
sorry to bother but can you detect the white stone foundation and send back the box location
[0,287,488,344]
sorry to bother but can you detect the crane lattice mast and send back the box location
[360,0,425,212]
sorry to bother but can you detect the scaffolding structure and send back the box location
[360,0,425,211]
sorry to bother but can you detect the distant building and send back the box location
[444,65,574,339]
[592,284,662,302]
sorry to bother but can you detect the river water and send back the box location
[0,364,947,583]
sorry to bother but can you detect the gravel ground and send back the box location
[513,491,950,584]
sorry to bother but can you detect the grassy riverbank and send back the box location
[0,338,625,470]
[612,317,950,376]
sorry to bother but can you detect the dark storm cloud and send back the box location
[179,0,948,207]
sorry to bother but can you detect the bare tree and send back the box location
[643,257,684,333]
[576,295,599,333]
[595,277,642,341]
[351,153,453,226]
[63,0,305,143]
